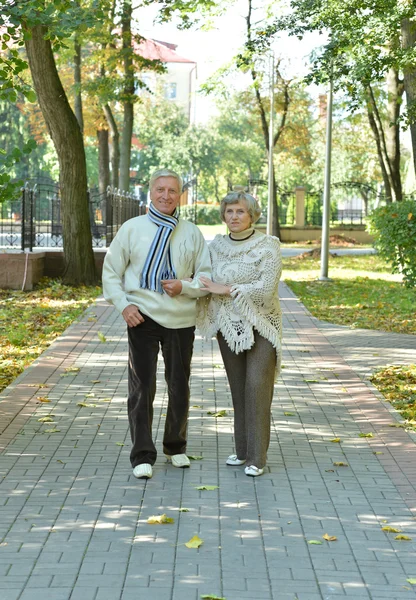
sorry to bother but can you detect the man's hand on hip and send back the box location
[161,279,182,297]
[122,305,145,327]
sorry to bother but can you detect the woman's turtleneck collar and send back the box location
[228,227,255,241]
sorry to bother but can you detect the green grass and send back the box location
[0,278,102,393]
[283,253,416,334]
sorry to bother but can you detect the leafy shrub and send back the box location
[367,200,416,287]
[179,204,222,225]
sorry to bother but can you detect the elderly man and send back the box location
[103,168,211,479]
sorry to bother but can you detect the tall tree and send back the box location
[24,24,96,284]
[401,14,416,177]
[118,0,134,192]
[277,0,415,198]
[2,1,98,283]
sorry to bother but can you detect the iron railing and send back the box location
[0,182,146,250]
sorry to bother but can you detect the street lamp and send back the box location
[267,50,274,236]
[319,69,334,280]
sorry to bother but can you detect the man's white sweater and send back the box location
[102,214,211,329]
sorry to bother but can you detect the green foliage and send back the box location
[367,201,416,287]
[180,204,222,225]
[0,140,37,202]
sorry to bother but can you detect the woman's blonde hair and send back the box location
[220,186,262,224]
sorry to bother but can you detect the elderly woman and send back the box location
[198,188,282,477]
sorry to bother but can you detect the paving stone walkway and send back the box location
[1,282,416,600]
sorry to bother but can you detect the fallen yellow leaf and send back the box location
[333,462,349,467]
[358,432,373,438]
[97,331,107,343]
[185,535,203,548]
[329,438,341,443]
[395,535,412,541]
[37,416,54,423]
[382,526,401,533]
[147,514,174,524]
[37,397,51,403]
[207,410,227,417]
[323,533,337,541]
[196,485,219,491]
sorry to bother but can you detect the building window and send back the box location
[165,82,177,99]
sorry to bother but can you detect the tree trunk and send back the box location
[73,39,84,134]
[25,24,96,284]
[366,82,404,202]
[97,128,110,195]
[103,104,120,189]
[385,68,403,201]
[401,17,416,178]
[366,105,392,201]
[246,0,281,238]
[119,0,135,193]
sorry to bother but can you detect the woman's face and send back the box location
[224,201,252,233]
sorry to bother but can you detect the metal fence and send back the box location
[0,181,146,250]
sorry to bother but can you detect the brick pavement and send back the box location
[0,283,416,600]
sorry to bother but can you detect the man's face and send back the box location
[150,176,181,215]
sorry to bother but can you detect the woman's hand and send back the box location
[200,276,231,296]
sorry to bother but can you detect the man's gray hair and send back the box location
[149,168,183,193]
[220,186,262,224]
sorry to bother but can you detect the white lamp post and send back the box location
[267,51,274,236]
[319,71,334,280]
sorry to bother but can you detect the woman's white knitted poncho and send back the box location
[197,233,282,372]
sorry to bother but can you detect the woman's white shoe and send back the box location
[244,465,264,477]
[226,454,246,466]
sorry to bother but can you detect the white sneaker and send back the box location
[165,454,190,468]
[226,454,246,466]
[133,464,153,479]
[245,465,264,477]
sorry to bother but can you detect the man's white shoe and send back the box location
[244,465,264,477]
[226,454,246,466]
[133,464,153,479]
[165,454,191,468]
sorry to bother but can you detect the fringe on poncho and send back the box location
[196,233,282,376]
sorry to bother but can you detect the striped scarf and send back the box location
[140,202,179,294]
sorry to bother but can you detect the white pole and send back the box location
[267,51,274,236]
[319,72,333,280]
